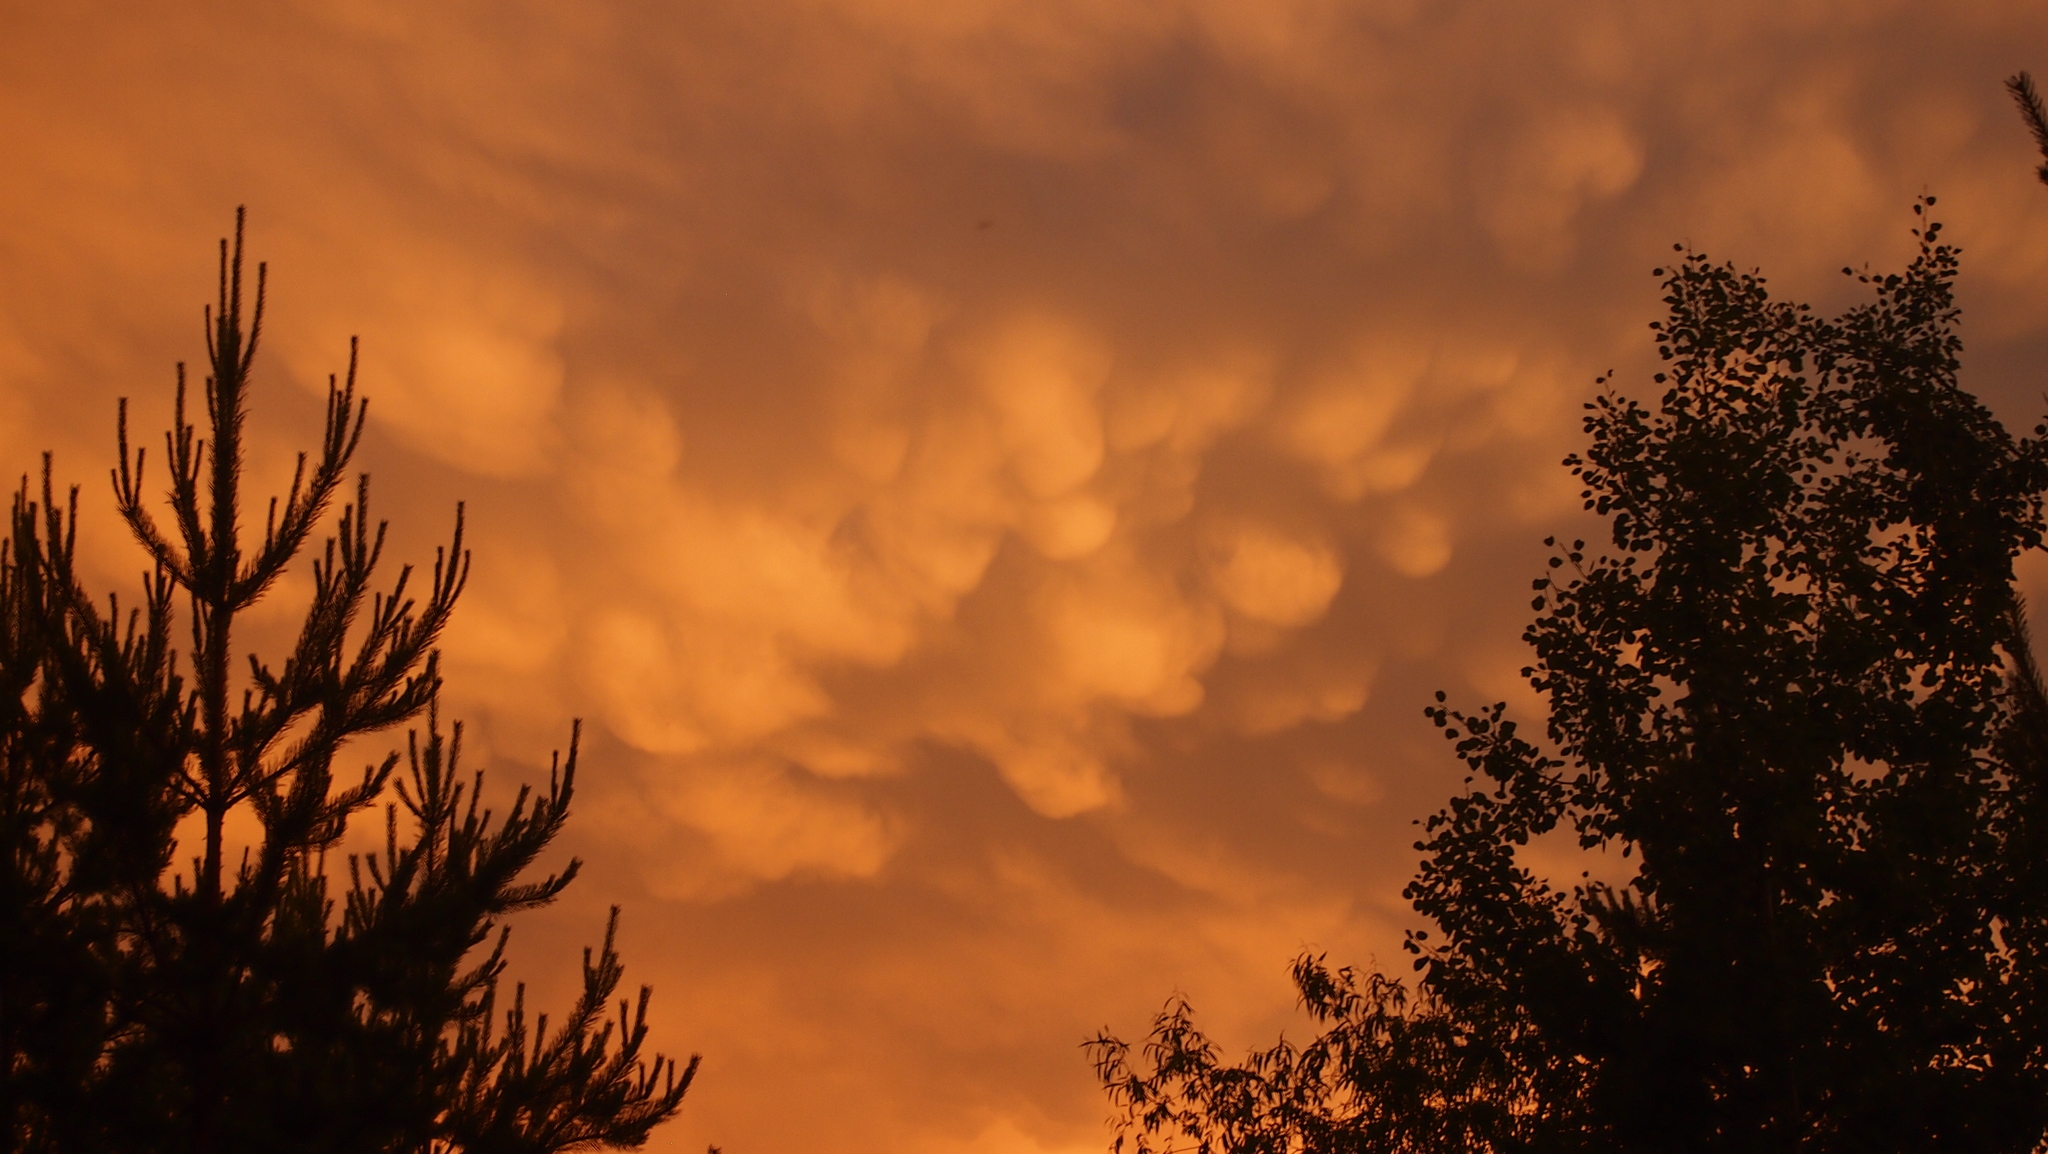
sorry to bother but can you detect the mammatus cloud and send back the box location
[6,2,2048,1150]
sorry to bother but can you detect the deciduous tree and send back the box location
[1094,189,2048,1152]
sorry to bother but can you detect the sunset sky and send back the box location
[6,3,2048,1150]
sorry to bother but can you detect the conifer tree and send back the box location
[0,212,698,1153]
[1092,97,2048,1154]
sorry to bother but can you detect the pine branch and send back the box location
[5,209,699,1152]
[2008,71,2048,187]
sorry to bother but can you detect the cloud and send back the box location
[1203,519,1344,628]
[1483,105,1646,269]
[6,2,2048,1151]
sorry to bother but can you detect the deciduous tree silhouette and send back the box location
[0,212,700,1153]
[1093,192,2048,1154]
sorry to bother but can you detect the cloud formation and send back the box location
[6,2,2048,1150]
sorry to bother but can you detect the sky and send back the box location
[5,2,2048,1151]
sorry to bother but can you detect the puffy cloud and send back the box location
[6,2,2048,1151]
[1204,520,1344,628]
[1482,105,1646,269]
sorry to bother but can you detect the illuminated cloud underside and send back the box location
[5,2,2048,1150]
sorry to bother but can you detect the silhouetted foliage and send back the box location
[1093,191,2048,1152]
[0,212,699,1153]
[2008,71,2048,188]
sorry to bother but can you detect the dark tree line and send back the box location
[0,213,698,1152]
[1091,76,2048,1154]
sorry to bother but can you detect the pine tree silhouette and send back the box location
[0,211,700,1153]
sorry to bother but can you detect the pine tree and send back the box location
[1093,194,2048,1150]
[0,211,699,1153]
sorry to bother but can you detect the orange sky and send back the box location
[6,3,2048,1151]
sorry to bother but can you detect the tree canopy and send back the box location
[0,213,698,1153]
[1094,195,2048,1152]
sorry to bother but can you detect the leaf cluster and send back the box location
[1408,198,2048,1151]
[1093,201,2048,1153]
[1090,958,1531,1154]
